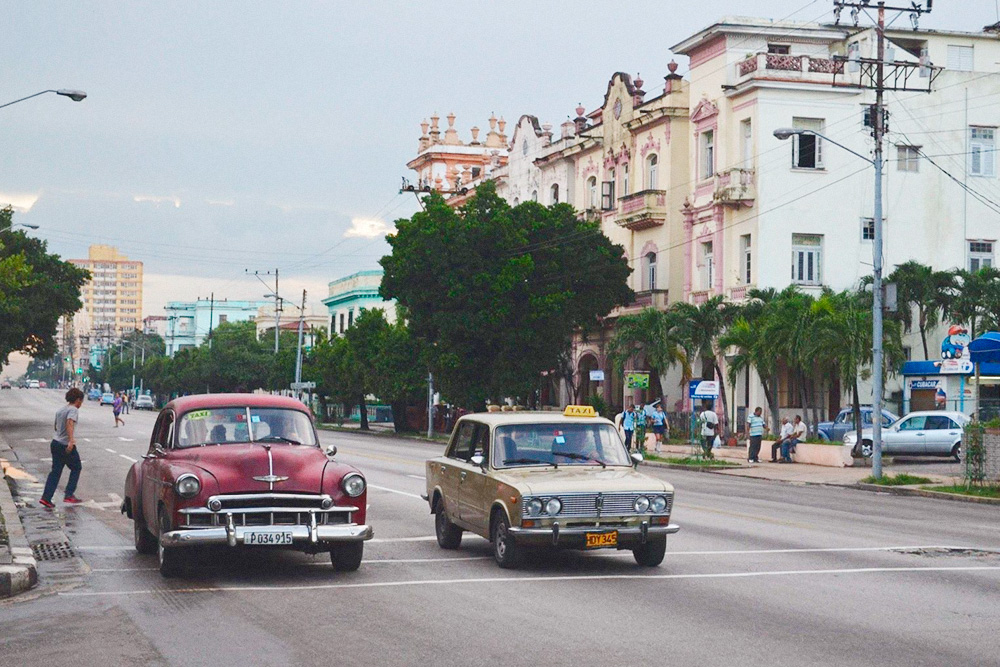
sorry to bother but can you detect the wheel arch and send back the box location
[488,501,513,539]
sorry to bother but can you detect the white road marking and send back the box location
[104,448,117,454]
[58,565,1000,598]
[406,474,424,480]
[368,484,423,500]
[118,437,135,442]
[119,454,138,463]
[24,438,49,443]
[89,556,493,573]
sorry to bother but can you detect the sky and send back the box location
[3,0,998,326]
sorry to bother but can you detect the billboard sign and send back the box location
[625,372,650,389]
[689,380,720,399]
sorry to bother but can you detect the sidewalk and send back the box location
[0,437,38,599]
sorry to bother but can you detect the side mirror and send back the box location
[470,454,485,468]
[325,444,338,458]
[143,444,166,459]
[631,452,644,467]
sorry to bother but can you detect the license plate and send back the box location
[585,531,618,548]
[244,530,293,546]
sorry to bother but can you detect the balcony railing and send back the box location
[728,284,755,301]
[615,190,668,231]
[690,290,713,305]
[613,289,669,316]
[713,168,755,207]
[735,52,850,87]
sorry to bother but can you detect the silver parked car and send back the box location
[844,411,969,461]
[133,394,155,410]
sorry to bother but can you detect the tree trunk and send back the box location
[713,361,730,437]
[918,307,930,360]
[797,372,809,435]
[762,376,779,438]
[358,394,369,431]
[391,400,412,433]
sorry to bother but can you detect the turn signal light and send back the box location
[652,516,671,525]
[522,520,536,528]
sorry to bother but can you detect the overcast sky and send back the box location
[3,0,997,320]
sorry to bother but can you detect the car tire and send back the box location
[491,511,521,569]
[434,505,463,550]
[633,536,667,567]
[134,510,156,555]
[330,542,364,572]
[860,440,873,458]
[951,443,961,463]
[157,510,182,578]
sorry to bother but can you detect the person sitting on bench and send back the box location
[771,418,793,462]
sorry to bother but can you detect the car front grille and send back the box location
[180,493,356,529]
[522,492,673,518]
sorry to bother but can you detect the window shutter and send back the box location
[601,181,614,210]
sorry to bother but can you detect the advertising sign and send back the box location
[589,370,605,382]
[689,380,720,399]
[625,371,650,389]
[910,380,939,390]
[938,359,973,374]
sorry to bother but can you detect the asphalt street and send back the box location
[2,389,999,667]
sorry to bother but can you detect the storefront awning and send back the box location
[901,360,1000,376]
[969,332,1000,364]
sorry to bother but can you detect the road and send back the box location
[2,389,999,667]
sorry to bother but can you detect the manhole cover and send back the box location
[31,541,77,561]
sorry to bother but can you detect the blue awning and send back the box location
[901,360,1000,376]
[969,332,1000,364]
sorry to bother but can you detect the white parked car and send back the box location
[134,394,155,410]
[844,411,969,461]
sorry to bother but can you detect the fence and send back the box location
[964,424,1000,485]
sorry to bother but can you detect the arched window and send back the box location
[645,252,657,291]
[587,176,597,208]
[622,163,630,196]
[647,154,659,190]
[531,190,538,202]
[550,183,559,204]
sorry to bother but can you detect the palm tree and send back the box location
[887,261,956,359]
[607,308,689,394]
[950,267,1000,338]
[671,296,737,434]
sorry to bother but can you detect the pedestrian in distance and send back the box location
[698,401,719,459]
[781,415,808,463]
[771,417,793,462]
[123,391,130,414]
[746,406,766,463]
[621,405,637,452]
[39,388,86,508]
[651,404,667,453]
[112,391,125,428]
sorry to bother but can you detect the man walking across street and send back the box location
[40,388,85,508]
[698,401,718,459]
[622,405,637,452]
[771,417,793,462]
[112,391,125,427]
[746,406,766,463]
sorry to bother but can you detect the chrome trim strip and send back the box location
[181,505,359,515]
[205,493,333,504]
[162,523,373,547]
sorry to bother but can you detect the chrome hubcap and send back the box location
[495,525,507,559]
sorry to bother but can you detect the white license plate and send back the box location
[244,530,293,545]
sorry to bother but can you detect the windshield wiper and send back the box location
[256,435,306,445]
[503,457,557,468]
[551,450,606,468]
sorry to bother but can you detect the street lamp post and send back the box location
[0,223,40,234]
[0,89,87,110]
[774,127,886,479]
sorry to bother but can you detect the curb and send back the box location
[641,459,745,473]
[0,441,38,599]
[318,424,449,447]
[855,482,1000,505]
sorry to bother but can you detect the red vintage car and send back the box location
[122,393,371,577]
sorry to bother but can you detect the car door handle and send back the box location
[459,471,467,480]
[915,433,925,436]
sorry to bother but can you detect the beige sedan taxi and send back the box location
[424,406,679,568]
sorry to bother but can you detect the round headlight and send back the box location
[651,496,667,513]
[320,497,334,510]
[526,498,543,516]
[634,495,651,513]
[342,473,366,498]
[175,474,201,498]
[545,498,562,515]
[208,498,222,512]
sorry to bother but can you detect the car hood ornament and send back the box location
[253,474,289,484]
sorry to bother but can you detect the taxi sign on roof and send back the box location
[563,405,597,417]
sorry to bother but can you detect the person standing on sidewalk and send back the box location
[39,388,85,508]
[621,405,637,452]
[698,401,719,459]
[112,392,125,428]
[651,404,667,453]
[746,406,766,463]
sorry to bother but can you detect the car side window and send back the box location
[471,424,490,463]
[151,411,174,451]
[925,415,950,430]
[882,414,895,427]
[448,422,476,461]
[834,412,849,425]
[898,416,927,431]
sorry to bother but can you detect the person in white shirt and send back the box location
[698,401,718,459]
[781,415,808,463]
[771,417,793,462]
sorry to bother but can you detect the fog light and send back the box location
[321,497,334,510]
[208,499,222,512]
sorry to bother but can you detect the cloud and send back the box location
[134,194,181,208]
[206,198,235,207]
[343,217,391,239]
[0,191,41,212]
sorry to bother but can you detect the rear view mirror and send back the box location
[470,454,484,468]
[325,444,338,458]
[631,452,644,467]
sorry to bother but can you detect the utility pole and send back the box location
[427,372,434,439]
[245,268,281,353]
[832,0,936,479]
[294,289,307,389]
[208,292,215,349]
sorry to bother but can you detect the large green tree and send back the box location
[0,207,90,363]
[380,183,632,409]
[886,261,955,360]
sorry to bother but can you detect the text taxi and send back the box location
[424,405,679,568]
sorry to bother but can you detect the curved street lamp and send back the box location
[0,223,41,234]
[0,89,88,111]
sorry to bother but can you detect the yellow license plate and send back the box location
[585,531,618,548]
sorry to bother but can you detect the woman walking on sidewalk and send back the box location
[39,388,85,508]
[112,392,125,427]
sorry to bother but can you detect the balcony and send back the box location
[613,289,669,316]
[690,290,714,305]
[615,190,668,231]
[713,168,755,207]
[728,284,755,302]
[734,52,854,88]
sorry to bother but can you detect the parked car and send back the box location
[100,392,115,406]
[844,411,970,460]
[39,381,47,388]
[817,406,899,442]
[122,393,371,577]
[88,388,102,401]
[27,380,40,389]
[425,405,680,569]
[134,394,155,410]
[0,381,11,390]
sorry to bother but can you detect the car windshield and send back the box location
[492,423,631,468]
[176,407,317,449]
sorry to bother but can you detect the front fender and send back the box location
[158,464,222,528]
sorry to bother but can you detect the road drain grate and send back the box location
[893,547,1000,559]
[31,541,78,561]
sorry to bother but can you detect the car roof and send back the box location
[457,411,615,428]
[903,410,968,419]
[164,393,312,415]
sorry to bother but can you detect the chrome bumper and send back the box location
[161,523,373,548]
[508,521,679,547]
